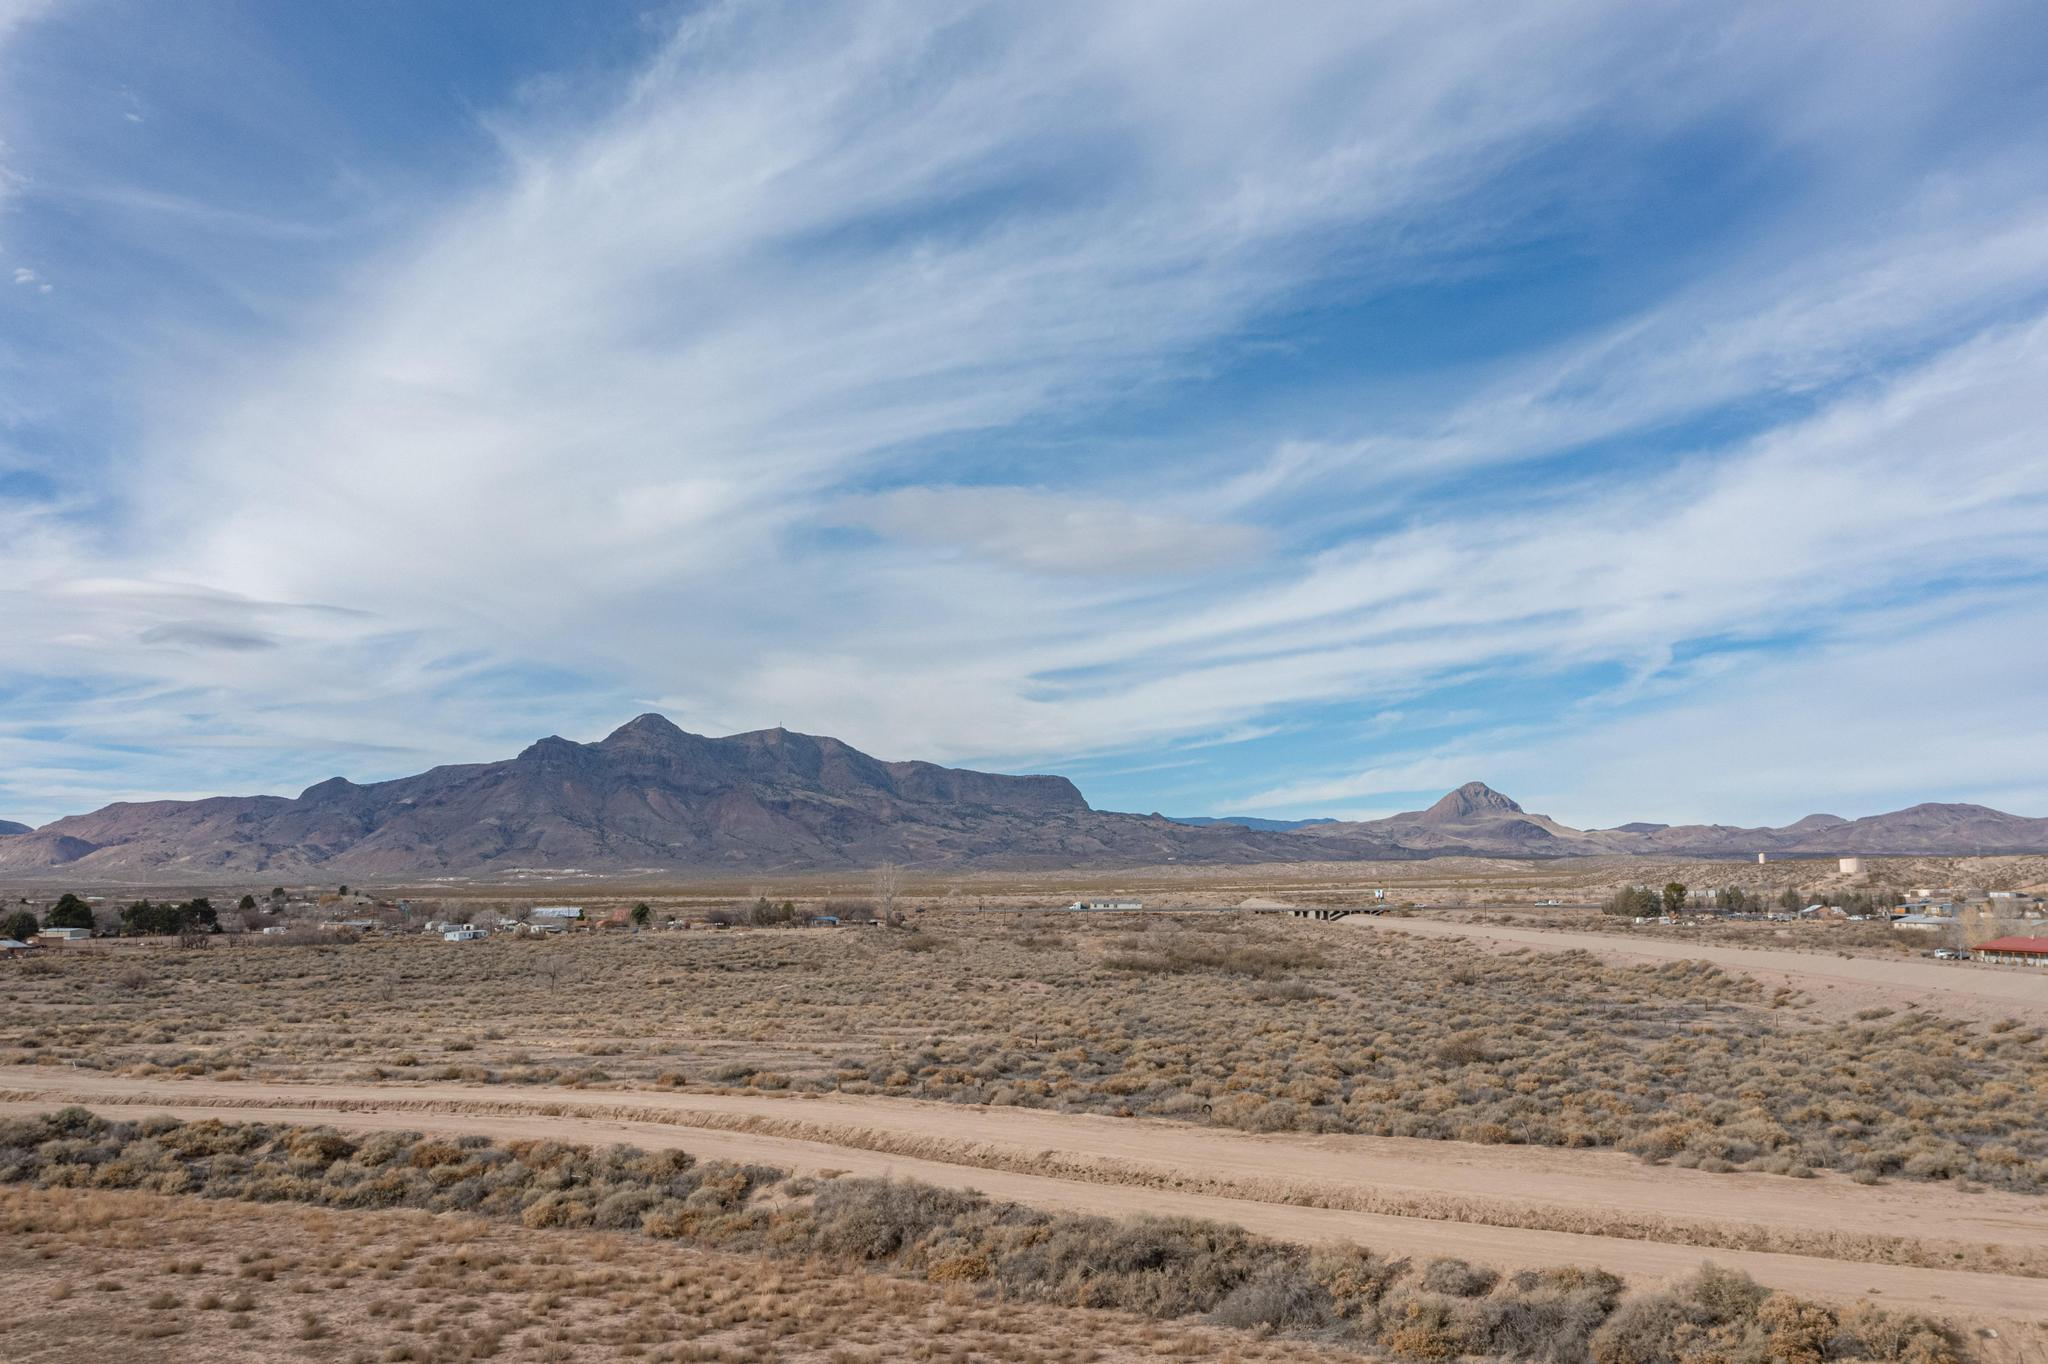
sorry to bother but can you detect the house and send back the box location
[0,938,31,954]
[531,905,583,920]
[442,924,487,942]
[1065,899,1143,911]
[1891,915,1953,933]
[1973,936,2048,966]
[812,915,840,927]
[37,927,89,942]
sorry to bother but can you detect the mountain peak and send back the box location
[603,713,687,745]
[298,777,358,801]
[1419,781,1524,824]
[0,819,30,836]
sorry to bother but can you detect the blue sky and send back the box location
[2,1,2046,830]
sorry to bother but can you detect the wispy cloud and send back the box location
[0,1,2045,825]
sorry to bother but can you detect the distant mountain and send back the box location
[1,728,2042,882]
[1301,784,2048,859]
[1303,782,1582,853]
[0,715,1366,879]
[1167,815,1339,832]
[0,820,30,836]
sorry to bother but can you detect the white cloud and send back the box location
[831,487,1265,576]
[1,1,2046,823]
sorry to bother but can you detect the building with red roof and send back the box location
[1973,936,2048,966]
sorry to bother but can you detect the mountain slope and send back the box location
[3,730,2044,880]
[0,820,30,836]
[1303,785,2048,859]
[1303,782,1583,854]
[0,715,1358,878]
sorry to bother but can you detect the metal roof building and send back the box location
[1974,936,2048,966]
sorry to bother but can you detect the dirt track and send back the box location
[1344,915,2048,1021]
[6,1068,2046,1336]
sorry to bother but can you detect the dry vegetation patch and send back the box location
[4,913,2045,1189]
[0,1183,1364,1364]
[0,1109,1965,1363]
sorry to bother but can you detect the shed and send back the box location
[1973,936,2048,966]
[37,927,89,942]
[0,938,31,954]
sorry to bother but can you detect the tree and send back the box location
[1778,887,1803,912]
[1,908,37,941]
[746,896,792,927]
[1661,882,1688,917]
[239,894,257,911]
[631,902,651,932]
[874,863,903,923]
[1601,885,1659,918]
[121,900,169,936]
[46,893,94,931]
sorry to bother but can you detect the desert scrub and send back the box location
[5,914,2046,1188]
[0,1108,1967,1363]
[0,1184,1370,1364]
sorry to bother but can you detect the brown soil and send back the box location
[7,1068,2046,1343]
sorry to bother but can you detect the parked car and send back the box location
[1933,948,1970,960]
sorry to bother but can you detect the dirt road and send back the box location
[1344,915,2048,1021]
[5,1068,2045,1333]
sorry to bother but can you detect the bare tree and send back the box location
[874,863,904,927]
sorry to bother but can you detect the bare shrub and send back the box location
[0,1111,1968,1363]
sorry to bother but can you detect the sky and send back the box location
[1,1,2045,831]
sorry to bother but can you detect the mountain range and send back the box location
[1291,782,2048,859]
[0,717,2043,880]
[1165,815,1339,832]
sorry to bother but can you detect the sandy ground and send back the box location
[1345,915,2048,1022]
[6,1068,2046,1340]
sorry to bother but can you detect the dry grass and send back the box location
[4,913,2042,1189]
[4,913,2045,1190]
[0,1183,1358,1364]
[0,1109,1964,1363]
